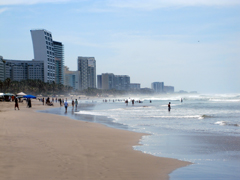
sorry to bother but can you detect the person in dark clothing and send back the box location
[168,102,171,112]
[15,97,19,110]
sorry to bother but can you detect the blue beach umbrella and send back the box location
[23,95,36,99]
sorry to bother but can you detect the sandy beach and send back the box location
[0,99,190,180]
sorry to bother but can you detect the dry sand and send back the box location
[0,100,191,180]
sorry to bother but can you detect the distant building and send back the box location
[99,73,130,90]
[64,66,80,90]
[130,83,141,90]
[164,86,174,93]
[0,56,5,81]
[53,41,64,85]
[77,57,96,90]
[4,59,44,82]
[102,73,115,90]
[97,75,102,89]
[31,29,55,83]
[178,90,188,93]
[114,75,130,90]
[140,88,154,94]
[151,82,164,93]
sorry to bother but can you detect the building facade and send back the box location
[114,75,130,90]
[64,66,80,90]
[102,73,114,90]
[99,73,130,90]
[151,82,164,93]
[97,75,102,89]
[4,59,44,82]
[130,83,141,90]
[53,41,64,85]
[77,57,96,90]
[0,56,5,81]
[31,29,55,83]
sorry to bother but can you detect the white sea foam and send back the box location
[215,121,227,126]
[209,99,240,102]
[214,121,240,127]
[74,111,103,116]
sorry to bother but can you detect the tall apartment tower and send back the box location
[77,57,96,90]
[97,75,102,89]
[64,66,80,90]
[102,73,114,90]
[151,82,164,93]
[30,29,55,83]
[0,56,5,81]
[4,59,44,82]
[53,41,64,84]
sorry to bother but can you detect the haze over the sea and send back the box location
[0,0,239,93]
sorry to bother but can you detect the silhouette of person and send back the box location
[168,102,171,112]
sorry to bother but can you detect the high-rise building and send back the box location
[102,73,114,90]
[97,75,102,89]
[77,57,96,90]
[64,66,80,90]
[53,41,64,85]
[151,82,164,93]
[114,75,130,90]
[130,83,141,90]
[100,73,130,90]
[4,59,44,82]
[31,29,55,83]
[0,56,5,81]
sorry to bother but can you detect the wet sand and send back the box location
[0,100,191,180]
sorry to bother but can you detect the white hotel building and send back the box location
[30,29,55,83]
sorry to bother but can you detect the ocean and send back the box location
[41,93,240,180]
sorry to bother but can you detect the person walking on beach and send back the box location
[15,97,19,110]
[64,100,68,113]
[132,99,134,106]
[42,97,44,105]
[168,102,171,112]
[75,99,78,109]
[72,100,74,108]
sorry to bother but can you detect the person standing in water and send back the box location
[64,100,68,113]
[75,99,78,109]
[168,102,171,112]
[72,100,74,108]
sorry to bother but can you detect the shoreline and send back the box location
[0,100,191,180]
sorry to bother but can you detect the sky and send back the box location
[0,0,239,93]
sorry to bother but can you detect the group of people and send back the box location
[101,97,184,112]
[63,99,78,112]
[14,97,32,110]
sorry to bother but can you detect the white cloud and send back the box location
[107,0,240,10]
[0,0,72,6]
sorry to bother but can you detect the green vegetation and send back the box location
[0,78,72,96]
[0,79,154,97]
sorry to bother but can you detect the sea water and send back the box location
[41,94,240,180]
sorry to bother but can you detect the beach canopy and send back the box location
[4,93,14,96]
[23,95,36,99]
[17,92,27,96]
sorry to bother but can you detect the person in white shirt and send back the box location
[64,101,68,112]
